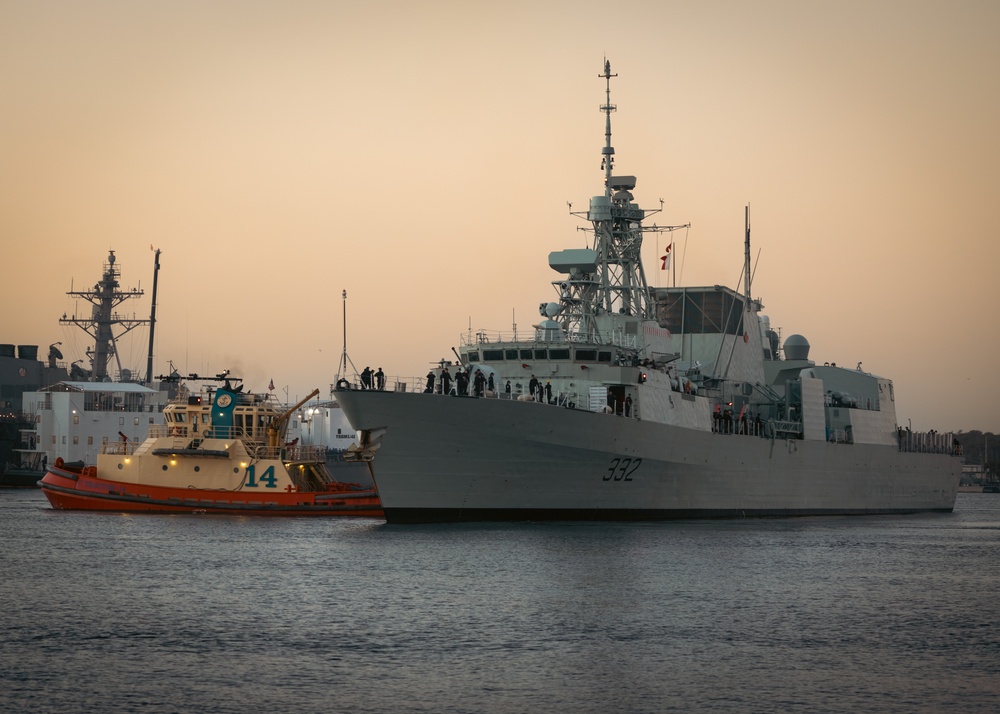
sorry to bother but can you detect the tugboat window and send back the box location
[520,349,533,359]
[598,351,612,362]
[483,350,504,361]
[534,349,548,360]
[505,349,518,360]
[467,351,480,362]
[575,349,597,361]
[549,349,570,360]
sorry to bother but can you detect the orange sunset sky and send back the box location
[2,0,997,432]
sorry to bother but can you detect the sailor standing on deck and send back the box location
[529,375,539,401]
[375,367,385,391]
[440,367,452,395]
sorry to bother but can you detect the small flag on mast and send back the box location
[660,244,671,270]
[268,379,275,391]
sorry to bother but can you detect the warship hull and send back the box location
[336,391,960,524]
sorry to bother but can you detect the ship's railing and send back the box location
[459,330,638,349]
[283,444,327,462]
[148,423,271,442]
[335,375,423,394]
[711,417,767,437]
[150,423,184,438]
[244,442,326,462]
[102,439,138,456]
[335,375,592,409]
[898,429,962,455]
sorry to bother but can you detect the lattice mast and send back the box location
[556,61,689,341]
[589,60,653,320]
[61,250,150,381]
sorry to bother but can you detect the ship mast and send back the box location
[556,61,689,342]
[61,250,150,382]
[744,204,752,307]
[145,248,161,384]
[588,60,653,319]
[589,61,689,322]
[334,289,358,386]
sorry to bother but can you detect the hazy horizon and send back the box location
[2,0,997,433]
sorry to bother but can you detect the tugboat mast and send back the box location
[61,250,150,382]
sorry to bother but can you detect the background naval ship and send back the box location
[334,61,962,523]
[4,249,369,489]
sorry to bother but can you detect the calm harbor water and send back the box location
[1,490,998,713]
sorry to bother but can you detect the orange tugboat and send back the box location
[39,378,382,517]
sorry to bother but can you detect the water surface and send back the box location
[2,491,997,713]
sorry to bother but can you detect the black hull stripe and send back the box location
[383,506,956,524]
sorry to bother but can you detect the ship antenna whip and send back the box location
[335,289,358,384]
[145,247,161,384]
[600,58,617,199]
[744,203,752,306]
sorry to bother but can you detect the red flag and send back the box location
[660,247,671,270]
[268,379,275,391]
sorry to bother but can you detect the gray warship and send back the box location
[335,61,961,523]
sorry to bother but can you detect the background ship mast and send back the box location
[60,250,150,382]
[334,289,358,388]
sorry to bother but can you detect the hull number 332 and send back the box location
[604,457,641,482]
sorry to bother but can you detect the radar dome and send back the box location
[783,334,810,361]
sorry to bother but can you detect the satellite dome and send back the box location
[783,334,810,361]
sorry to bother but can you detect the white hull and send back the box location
[336,391,960,523]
